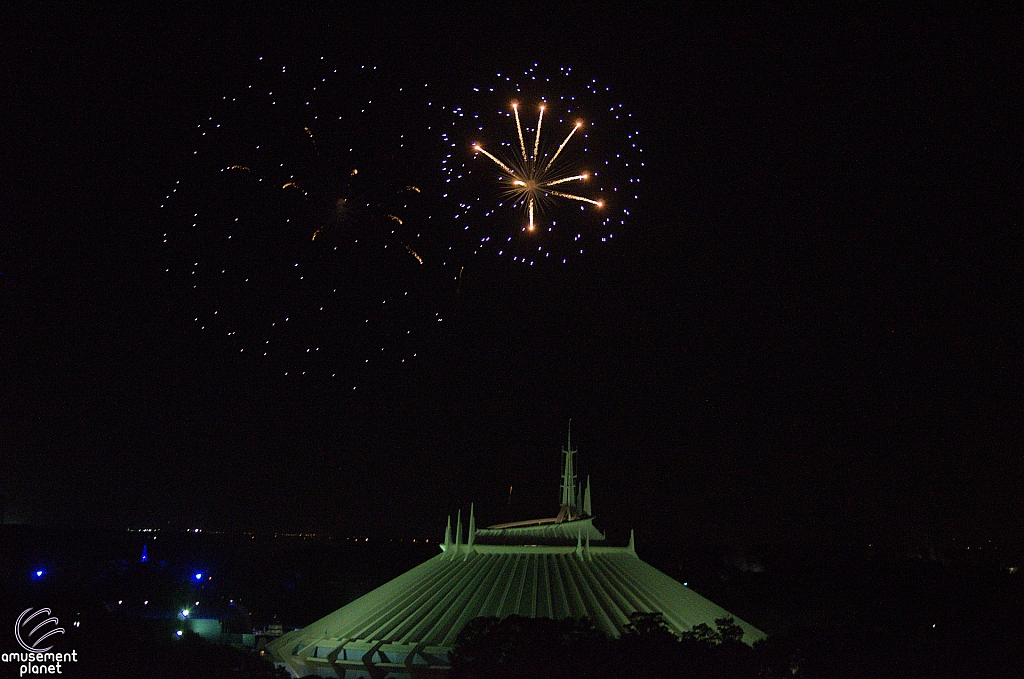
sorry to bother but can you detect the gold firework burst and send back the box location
[472,102,603,232]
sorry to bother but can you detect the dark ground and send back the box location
[3,524,1023,676]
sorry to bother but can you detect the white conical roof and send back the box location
[268,538,764,677]
[267,432,765,677]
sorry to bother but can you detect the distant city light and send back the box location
[181,609,190,618]
[33,570,44,578]
[176,630,183,637]
[194,572,203,580]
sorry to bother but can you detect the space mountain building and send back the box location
[267,429,765,677]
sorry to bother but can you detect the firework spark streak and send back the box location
[472,103,602,232]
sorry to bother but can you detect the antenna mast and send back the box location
[560,420,578,511]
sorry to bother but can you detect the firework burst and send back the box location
[472,101,603,233]
[159,59,446,388]
[438,64,643,266]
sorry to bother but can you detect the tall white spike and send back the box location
[467,504,476,550]
[455,509,463,553]
[583,475,592,516]
[443,515,452,551]
[560,421,577,509]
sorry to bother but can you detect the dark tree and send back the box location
[450,615,607,679]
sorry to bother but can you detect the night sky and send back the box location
[4,6,1019,546]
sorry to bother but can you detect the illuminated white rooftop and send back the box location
[268,426,765,677]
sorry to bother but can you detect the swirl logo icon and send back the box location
[15,608,64,652]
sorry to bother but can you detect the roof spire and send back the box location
[583,475,592,516]
[560,420,578,510]
[467,504,476,552]
[455,509,463,553]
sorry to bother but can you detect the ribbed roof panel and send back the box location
[268,545,766,676]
